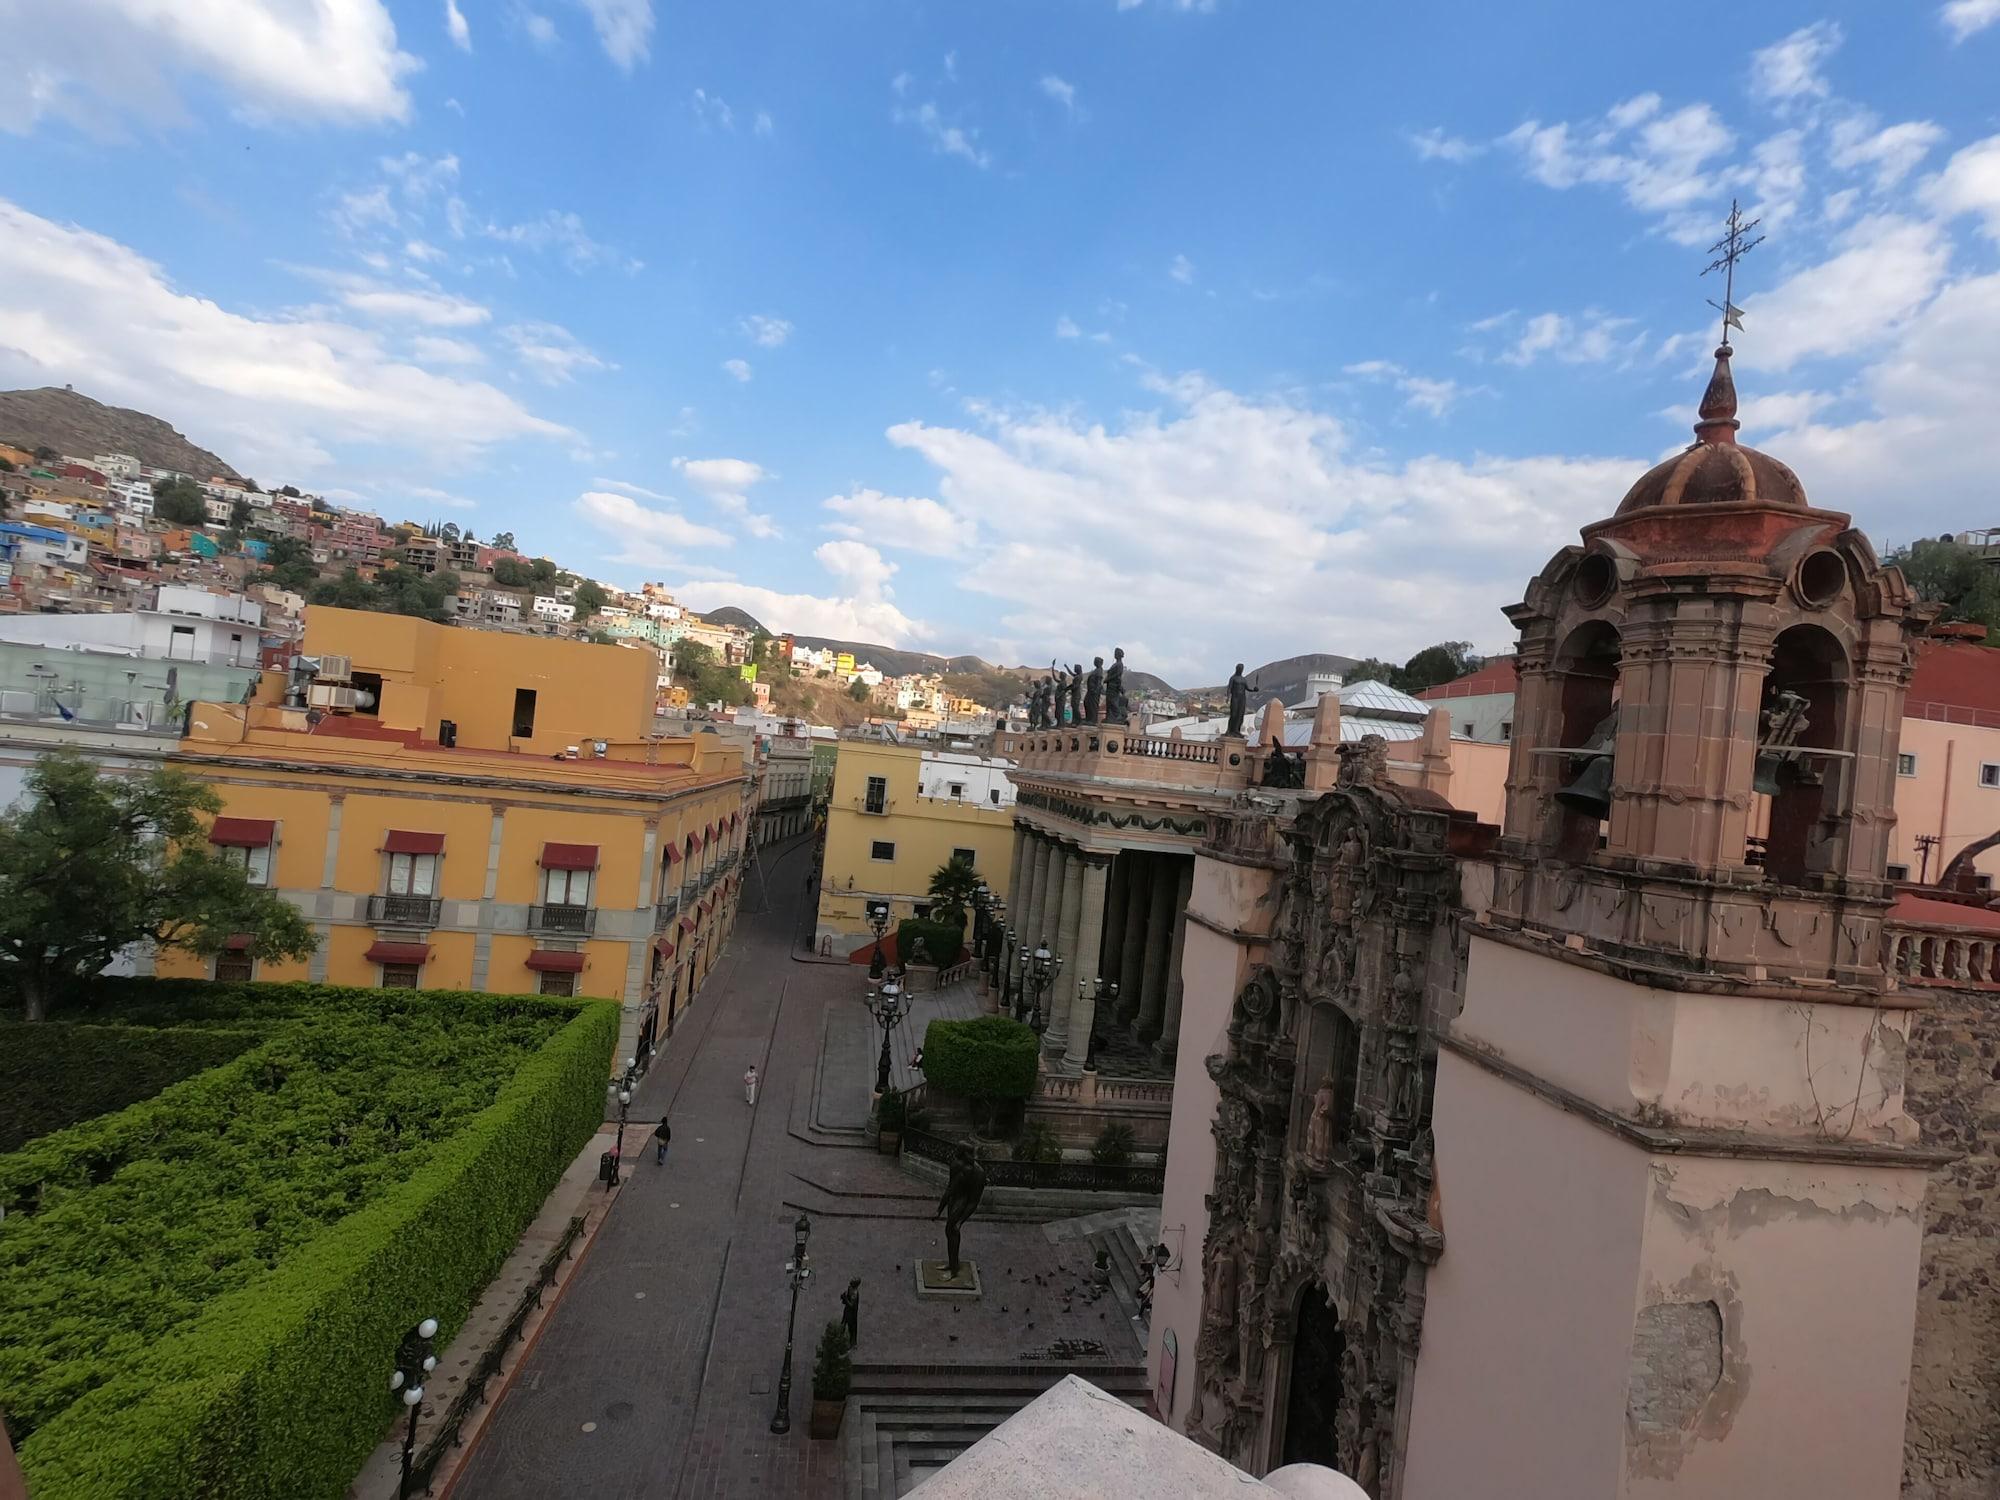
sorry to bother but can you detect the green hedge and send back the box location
[7,986,618,1500]
[920,1014,1039,1101]
[896,915,966,967]
[0,1023,262,1153]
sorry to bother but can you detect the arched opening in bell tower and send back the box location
[1550,619,1623,860]
[1754,623,1849,885]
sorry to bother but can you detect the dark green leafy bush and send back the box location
[895,916,965,967]
[812,1319,853,1401]
[1090,1121,1136,1165]
[0,1023,262,1152]
[920,1015,1038,1103]
[3,982,617,1500]
[1013,1121,1063,1164]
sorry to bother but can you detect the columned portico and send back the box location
[1116,852,1149,1023]
[1153,857,1195,1063]
[1060,854,1111,1070]
[1047,845,1087,1051]
[1135,858,1178,1041]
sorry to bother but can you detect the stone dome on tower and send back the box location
[1614,342,1809,515]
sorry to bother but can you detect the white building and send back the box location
[915,745,1016,809]
[109,480,154,517]
[532,595,577,622]
[0,586,264,666]
[852,663,884,688]
[203,496,234,525]
[91,453,142,481]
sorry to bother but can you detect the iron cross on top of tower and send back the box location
[1702,197,1764,346]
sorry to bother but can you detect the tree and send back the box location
[228,497,252,532]
[241,477,261,493]
[490,556,532,587]
[490,530,516,551]
[0,456,15,473]
[1398,641,1480,694]
[926,856,983,928]
[529,556,558,586]
[0,750,317,1021]
[278,484,302,499]
[574,579,608,616]
[152,476,208,527]
[849,678,871,702]
[1887,537,2000,634]
[310,568,382,611]
[440,521,460,542]
[261,536,319,594]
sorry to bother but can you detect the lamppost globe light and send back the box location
[390,1370,405,1391]
[422,1355,437,1372]
[404,1386,424,1407]
[418,1317,438,1339]
[619,1089,632,1105]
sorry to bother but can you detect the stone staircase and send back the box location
[841,1362,1150,1499]
[1044,1206,1159,1338]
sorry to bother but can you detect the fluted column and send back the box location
[1116,852,1150,1024]
[1100,852,1130,984]
[1152,857,1197,1063]
[1006,823,1030,918]
[1060,855,1112,1071]
[1021,834,1052,959]
[1135,856,1178,1041]
[1047,846,1086,1055]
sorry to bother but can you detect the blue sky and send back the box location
[4,1,2000,685]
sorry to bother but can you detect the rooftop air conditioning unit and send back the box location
[314,653,353,683]
[307,683,361,711]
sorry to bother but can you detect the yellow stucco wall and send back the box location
[816,740,1014,948]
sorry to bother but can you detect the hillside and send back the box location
[0,387,240,480]
[1182,652,1361,709]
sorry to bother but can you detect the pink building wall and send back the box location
[1887,717,2000,884]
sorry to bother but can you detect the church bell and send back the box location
[1752,751,1786,798]
[1555,754,1614,821]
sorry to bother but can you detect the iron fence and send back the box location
[902,1127,1164,1194]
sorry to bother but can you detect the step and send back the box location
[847,1372,1149,1401]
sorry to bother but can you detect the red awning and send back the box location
[663,843,681,864]
[690,830,706,851]
[525,949,586,973]
[679,915,696,934]
[364,941,431,964]
[383,830,445,855]
[653,937,676,959]
[209,816,275,847]
[540,842,599,870]
[700,896,714,915]
[223,933,253,951]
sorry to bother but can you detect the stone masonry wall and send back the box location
[1903,989,2000,1498]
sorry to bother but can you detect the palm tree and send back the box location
[926,857,982,928]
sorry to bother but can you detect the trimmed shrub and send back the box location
[0,1023,262,1153]
[895,916,965,967]
[1090,1121,1136,1165]
[6,984,617,1500]
[1013,1121,1063,1164]
[920,1015,1038,1103]
[876,1088,907,1132]
[812,1319,853,1401]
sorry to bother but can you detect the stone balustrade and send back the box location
[1888,921,2000,990]
[994,725,1254,793]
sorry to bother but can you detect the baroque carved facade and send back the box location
[1187,743,1463,1495]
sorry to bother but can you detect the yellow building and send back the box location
[157,607,751,1066]
[814,737,1016,959]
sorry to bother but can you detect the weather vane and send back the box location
[1701,198,1763,346]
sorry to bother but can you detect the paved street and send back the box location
[452,838,1138,1500]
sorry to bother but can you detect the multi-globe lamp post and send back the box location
[865,898,891,980]
[870,976,907,1096]
[1018,938,1063,1035]
[391,1316,439,1500]
[604,1055,639,1185]
[768,1211,814,1435]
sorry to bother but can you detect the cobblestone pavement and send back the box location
[452,841,1140,1500]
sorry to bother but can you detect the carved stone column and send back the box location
[1047,846,1086,1054]
[1021,833,1052,958]
[1116,851,1150,1024]
[1006,822,1030,920]
[1100,851,1130,984]
[1153,856,1196,1064]
[1062,854,1112,1072]
[1136,856,1179,1041]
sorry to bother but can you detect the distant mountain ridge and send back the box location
[0,386,241,480]
[1182,652,1362,709]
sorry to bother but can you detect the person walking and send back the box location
[841,1278,861,1348]
[743,1064,759,1106]
[653,1115,672,1165]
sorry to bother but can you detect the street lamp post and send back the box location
[865,899,891,979]
[605,1056,638,1187]
[768,1211,813,1435]
[391,1316,439,1500]
[1018,939,1063,1035]
[869,978,907,1097]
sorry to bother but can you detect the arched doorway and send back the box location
[1281,1286,1344,1469]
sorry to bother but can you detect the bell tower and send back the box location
[1400,252,1951,1498]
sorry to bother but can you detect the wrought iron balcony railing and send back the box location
[368,893,442,928]
[528,903,596,936]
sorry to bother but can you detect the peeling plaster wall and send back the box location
[1625,1157,1925,1497]
[1148,854,1273,1432]
[1403,1044,1647,1499]
[1902,990,2000,1499]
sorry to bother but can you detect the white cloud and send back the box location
[1497,310,1639,367]
[1743,214,1949,367]
[823,488,977,555]
[501,320,612,383]
[669,541,921,644]
[574,490,733,559]
[741,314,792,348]
[1,0,417,135]
[404,238,448,264]
[754,110,774,138]
[1055,315,1082,339]
[878,368,1636,671]
[893,98,990,169]
[444,0,471,50]
[1829,115,1946,192]
[381,152,461,206]
[1750,22,1842,106]
[1040,74,1081,120]
[482,209,639,272]
[1941,0,2000,43]
[407,484,477,511]
[1408,127,1482,163]
[0,197,565,478]
[1169,253,1195,285]
[409,335,484,364]
[574,0,652,70]
[722,358,753,382]
[1500,95,1736,240]
[520,10,558,49]
[1343,360,1470,418]
[691,88,735,131]
[331,185,398,238]
[592,476,672,502]
[1923,134,2000,241]
[339,284,491,328]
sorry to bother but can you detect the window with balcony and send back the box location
[380,964,422,989]
[388,851,438,896]
[543,866,593,906]
[533,845,599,934]
[864,775,887,815]
[371,841,443,926]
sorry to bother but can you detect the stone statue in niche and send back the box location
[1305,1077,1338,1165]
[1205,1240,1239,1329]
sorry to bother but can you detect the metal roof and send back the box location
[1335,678,1432,719]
